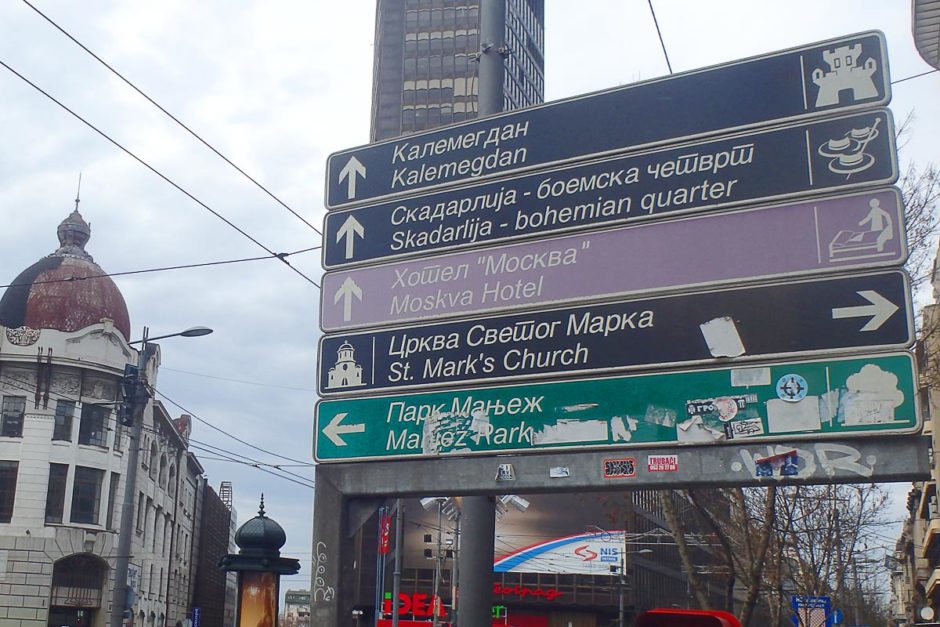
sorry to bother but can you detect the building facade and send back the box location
[370,0,544,141]
[0,208,229,627]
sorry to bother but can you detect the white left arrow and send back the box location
[336,215,365,260]
[338,156,367,200]
[831,290,899,331]
[334,276,362,322]
[323,412,365,446]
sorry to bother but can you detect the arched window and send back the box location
[167,464,177,496]
[149,443,158,480]
[158,454,168,488]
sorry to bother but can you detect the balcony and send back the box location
[923,518,940,559]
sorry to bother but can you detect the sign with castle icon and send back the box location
[813,43,880,106]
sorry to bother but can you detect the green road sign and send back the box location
[314,352,918,462]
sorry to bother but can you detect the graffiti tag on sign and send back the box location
[604,457,637,478]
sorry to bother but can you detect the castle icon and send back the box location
[812,43,878,107]
[326,340,364,389]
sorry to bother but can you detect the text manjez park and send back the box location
[314,353,918,462]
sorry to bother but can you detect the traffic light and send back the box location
[118,364,140,426]
[636,609,742,627]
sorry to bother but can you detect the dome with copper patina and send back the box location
[0,209,130,340]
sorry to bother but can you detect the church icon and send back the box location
[812,43,878,107]
[326,340,365,389]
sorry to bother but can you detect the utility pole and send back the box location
[109,325,211,627]
[109,327,150,627]
[457,2,506,626]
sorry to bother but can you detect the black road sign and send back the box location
[318,270,912,396]
[325,32,889,208]
[323,111,898,268]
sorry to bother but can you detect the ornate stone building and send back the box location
[0,208,228,627]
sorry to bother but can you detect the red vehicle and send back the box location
[635,608,742,626]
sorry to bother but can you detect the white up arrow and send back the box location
[323,412,365,446]
[831,290,899,331]
[338,156,366,200]
[334,276,362,322]
[336,215,365,260]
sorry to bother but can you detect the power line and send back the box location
[647,0,673,74]
[0,58,320,288]
[21,0,322,236]
[189,443,314,490]
[154,387,313,467]
[189,438,313,485]
[0,246,319,290]
[160,367,316,393]
[0,374,313,488]
[892,68,939,84]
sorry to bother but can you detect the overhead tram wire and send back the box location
[0,59,320,288]
[647,0,673,75]
[0,374,311,487]
[188,443,314,489]
[21,0,322,237]
[187,438,314,484]
[154,387,314,467]
[0,245,319,291]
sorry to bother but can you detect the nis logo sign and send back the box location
[574,545,620,563]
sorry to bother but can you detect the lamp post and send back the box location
[617,548,653,627]
[109,325,212,627]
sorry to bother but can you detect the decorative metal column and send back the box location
[220,496,301,627]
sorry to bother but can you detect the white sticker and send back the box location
[731,367,771,387]
[700,316,746,358]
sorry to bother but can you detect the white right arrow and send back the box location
[334,276,362,322]
[338,156,367,200]
[831,290,899,331]
[336,215,365,260]
[323,412,365,446]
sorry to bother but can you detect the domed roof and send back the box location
[0,209,130,340]
[234,496,287,556]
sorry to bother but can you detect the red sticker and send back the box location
[647,454,679,472]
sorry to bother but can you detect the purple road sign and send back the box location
[320,188,906,331]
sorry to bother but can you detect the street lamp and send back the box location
[109,325,213,627]
[616,548,653,627]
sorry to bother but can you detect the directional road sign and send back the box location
[324,112,899,269]
[325,32,890,208]
[313,352,918,462]
[318,271,912,396]
[320,188,907,331]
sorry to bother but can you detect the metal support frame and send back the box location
[309,436,930,627]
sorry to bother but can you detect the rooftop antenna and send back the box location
[74,172,82,211]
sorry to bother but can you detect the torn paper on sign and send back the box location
[767,397,822,433]
[677,415,725,442]
[535,419,608,445]
[839,364,905,425]
[700,316,746,357]
[731,367,771,387]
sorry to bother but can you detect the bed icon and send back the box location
[828,197,894,261]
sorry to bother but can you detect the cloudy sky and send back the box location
[0,1,937,591]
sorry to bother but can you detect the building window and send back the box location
[0,461,18,522]
[52,400,75,441]
[70,466,104,525]
[45,463,68,524]
[78,404,109,447]
[149,442,158,480]
[107,472,120,530]
[1,396,26,437]
[137,491,145,532]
